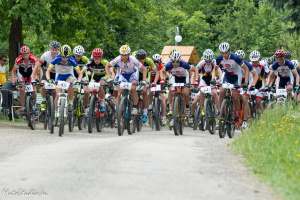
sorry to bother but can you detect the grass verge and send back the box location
[232,103,300,200]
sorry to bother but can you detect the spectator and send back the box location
[0,55,8,85]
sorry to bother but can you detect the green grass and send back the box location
[232,103,300,200]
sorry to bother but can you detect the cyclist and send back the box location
[11,45,38,111]
[85,48,109,112]
[266,49,300,101]
[105,45,145,115]
[165,50,196,118]
[191,49,222,118]
[46,44,83,107]
[32,41,61,109]
[216,42,248,125]
[151,53,167,124]
[72,45,89,79]
[235,49,258,128]
[249,50,270,111]
[134,49,155,123]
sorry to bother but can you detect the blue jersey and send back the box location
[271,60,294,78]
[165,60,191,77]
[51,55,78,75]
[216,53,242,75]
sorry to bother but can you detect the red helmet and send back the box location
[20,45,30,54]
[92,48,103,58]
[274,49,285,58]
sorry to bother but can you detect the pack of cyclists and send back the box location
[9,40,300,137]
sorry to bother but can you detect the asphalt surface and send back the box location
[0,123,280,200]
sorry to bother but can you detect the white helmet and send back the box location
[203,49,214,61]
[219,42,230,53]
[249,50,261,62]
[152,54,162,62]
[235,50,245,59]
[291,60,299,68]
[73,45,85,56]
[119,44,131,55]
[170,50,181,61]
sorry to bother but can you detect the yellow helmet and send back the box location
[119,44,131,55]
[60,44,72,57]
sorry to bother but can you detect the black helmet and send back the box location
[284,50,292,59]
[49,40,61,49]
[136,49,147,60]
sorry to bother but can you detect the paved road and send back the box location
[0,124,279,200]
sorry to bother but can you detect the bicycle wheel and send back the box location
[47,96,55,134]
[173,96,183,136]
[77,96,84,130]
[68,104,74,132]
[58,98,66,137]
[193,105,200,131]
[224,100,234,138]
[204,98,216,135]
[153,97,161,131]
[88,95,96,133]
[26,95,35,130]
[218,100,227,138]
[117,97,126,136]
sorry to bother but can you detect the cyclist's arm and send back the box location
[11,65,17,84]
[241,63,249,85]
[46,64,54,81]
[105,62,115,79]
[250,69,258,87]
[75,66,83,81]
[266,70,275,87]
[32,59,43,80]
[292,69,300,86]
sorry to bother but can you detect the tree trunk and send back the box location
[9,17,22,71]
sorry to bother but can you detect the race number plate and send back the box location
[222,83,234,89]
[88,82,101,90]
[120,82,132,90]
[173,83,184,87]
[276,89,287,97]
[24,84,34,92]
[201,86,211,94]
[151,84,161,92]
[44,82,56,90]
[57,81,70,90]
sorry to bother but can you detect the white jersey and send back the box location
[110,55,142,75]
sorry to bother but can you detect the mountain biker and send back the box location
[105,44,145,115]
[266,49,300,101]
[11,45,38,111]
[235,49,258,128]
[46,44,83,107]
[72,45,89,79]
[85,48,110,112]
[165,50,197,118]
[134,49,155,123]
[216,42,249,125]
[191,49,222,118]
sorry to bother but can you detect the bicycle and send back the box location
[115,81,135,136]
[18,81,39,130]
[56,81,74,137]
[131,82,146,133]
[201,85,217,134]
[150,84,163,131]
[73,81,87,130]
[218,83,236,138]
[172,82,187,136]
[191,86,204,131]
[42,81,56,133]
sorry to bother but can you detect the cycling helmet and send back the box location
[20,45,30,54]
[285,50,292,59]
[73,45,85,56]
[170,50,181,61]
[235,50,245,59]
[219,42,230,53]
[152,54,162,62]
[249,50,261,62]
[274,49,285,58]
[136,49,147,60]
[203,49,214,61]
[92,48,103,58]
[291,60,299,68]
[49,40,61,49]
[60,44,72,57]
[119,45,131,55]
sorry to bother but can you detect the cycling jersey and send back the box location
[139,57,156,82]
[15,54,37,78]
[110,55,142,82]
[196,60,216,75]
[150,62,164,83]
[271,60,295,88]
[51,55,78,81]
[165,60,190,77]
[72,55,89,78]
[86,59,109,82]
[216,53,243,85]
[40,51,57,80]
[0,64,7,85]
